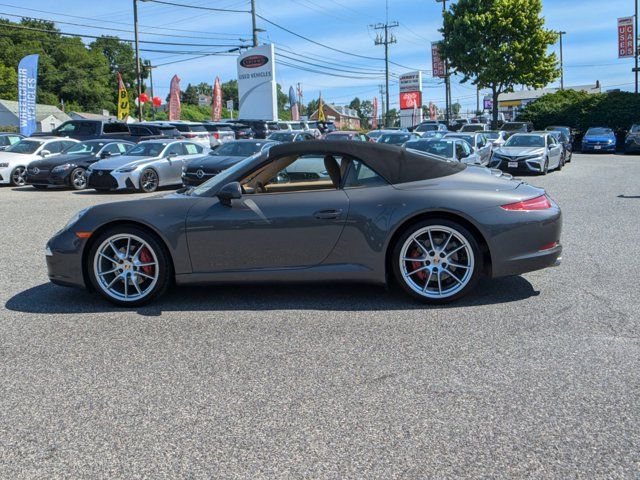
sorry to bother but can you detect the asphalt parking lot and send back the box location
[0,153,639,478]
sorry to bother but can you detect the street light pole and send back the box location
[251,0,258,47]
[558,31,566,90]
[133,0,143,121]
[436,0,450,124]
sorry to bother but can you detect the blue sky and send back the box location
[3,0,637,112]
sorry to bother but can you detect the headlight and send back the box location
[52,163,75,173]
[65,207,89,230]
[608,139,614,144]
[116,165,138,173]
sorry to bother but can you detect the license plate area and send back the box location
[508,161,518,168]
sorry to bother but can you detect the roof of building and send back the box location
[310,103,361,120]
[0,99,71,122]
[498,83,601,103]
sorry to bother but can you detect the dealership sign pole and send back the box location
[237,44,277,120]
[17,54,39,137]
[399,71,423,128]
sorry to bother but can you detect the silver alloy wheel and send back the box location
[140,169,158,192]
[399,225,475,299]
[11,166,26,186]
[71,168,86,189]
[93,234,159,302]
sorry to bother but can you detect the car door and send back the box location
[160,142,188,185]
[475,135,490,164]
[185,154,349,272]
[547,136,562,168]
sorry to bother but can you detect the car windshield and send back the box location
[415,124,438,132]
[326,134,352,141]
[65,141,109,155]
[268,133,296,142]
[406,140,453,158]
[367,131,384,139]
[213,142,264,157]
[173,124,206,133]
[485,132,500,140]
[502,123,525,131]
[504,135,545,147]
[289,123,302,130]
[461,125,484,132]
[126,143,166,157]
[586,127,613,136]
[5,139,42,154]
[378,133,411,144]
[448,135,474,145]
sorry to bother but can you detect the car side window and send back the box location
[240,154,342,194]
[455,143,466,160]
[45,141,65,153]
[103,143,123,155]
[184,143,201,155]
[342,159,388,188]
[165,143,185,156]
[8,136,21,145]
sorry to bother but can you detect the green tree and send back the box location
[439,0,559,126]
[182,83,199,105]
[0,64,17,100]
[452,102,461,116]
[221,79,238,107]
[306,99,319,117]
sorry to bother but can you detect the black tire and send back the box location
[87,225,172,307]
[139,168,159,193]
[391,218,482,304]
[32,185,48,190]
[557,155,564,171]
[10,166,26,186]
[69,167,87,190]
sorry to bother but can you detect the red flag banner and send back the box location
[372,97,378,129]
[168,74,181,121]
[212,76,222,121]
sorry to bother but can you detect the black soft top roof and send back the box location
[267,140,465,185]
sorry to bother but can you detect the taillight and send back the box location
[213,133,220,139]
[501,195,552,211]
[183,133,196,138]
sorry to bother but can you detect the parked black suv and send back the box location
[48,120,165,142]
[237,119,269,139]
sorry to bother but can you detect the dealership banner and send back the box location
[372,97,378,129]
[18,54,39,136]
[399,70,423,128]
[237,44,277,120]
[212,76,222,121]
[117,72,129,121]
[168,74,181,121]
[618,17,635,58]
[317,92,325,122]
[431,42,446,78]
[289,85,299,121]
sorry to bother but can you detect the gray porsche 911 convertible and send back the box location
[46,141,562,307]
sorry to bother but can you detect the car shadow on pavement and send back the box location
[618,194,640,199]
[6,276,539,315]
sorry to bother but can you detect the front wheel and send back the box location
[392,220,482,304]
[539,157,549,175]
[10,166,26,186]
[70,167,87,190]
[87,226,172,307]
[139,168,159,193]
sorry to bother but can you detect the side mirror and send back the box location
[217,181,242,207]
[40,149,51,157]
[166,152,178,162]
[100,151,111,159]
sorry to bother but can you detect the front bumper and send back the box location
[0,165,12,184]
[490,156,545,173]
[87,170,137,191]
[46,229,87,289]
[181,173,207,187]
[582,143,615,152]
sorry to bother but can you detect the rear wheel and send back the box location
[10,166,26,186]
[70,167,87,190]
[87,226,171,307]
[392,219,482,304]
[139,168,159,193]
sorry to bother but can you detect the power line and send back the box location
[139,0,249,14]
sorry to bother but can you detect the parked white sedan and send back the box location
[0,136,79,186]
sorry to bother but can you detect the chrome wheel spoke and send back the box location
[422,270,434,293]
[411,239,429,256]
[136,271,155,281]
[447,261,469,269]
[444,268,463,285]
[107,274,122,289]
[99,252,118,264]
[405,265,429,277]
[436,270,442,294]
[440,233,453,252]
[446,245,465,257]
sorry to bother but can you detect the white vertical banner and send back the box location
[237,44,277,120]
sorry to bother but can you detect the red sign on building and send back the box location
[618,17,635,58]
[400,91,422,110]
[431,42,446,78]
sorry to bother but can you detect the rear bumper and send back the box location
[582,144,615,152]
[493,244,562,277]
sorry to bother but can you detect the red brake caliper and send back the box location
[408,247,427,280]
[139,248,154,276]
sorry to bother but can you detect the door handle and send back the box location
[314,209,342,220]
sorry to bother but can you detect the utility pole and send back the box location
[251,0,258,47]
[379,84,386,126]
[636,0,639,93]
[133,0,143,121]
[557,31,566,90]
[372,21,398,127]
[436,0,450,124]
[476,85,480,114]
[149,63,156,120]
